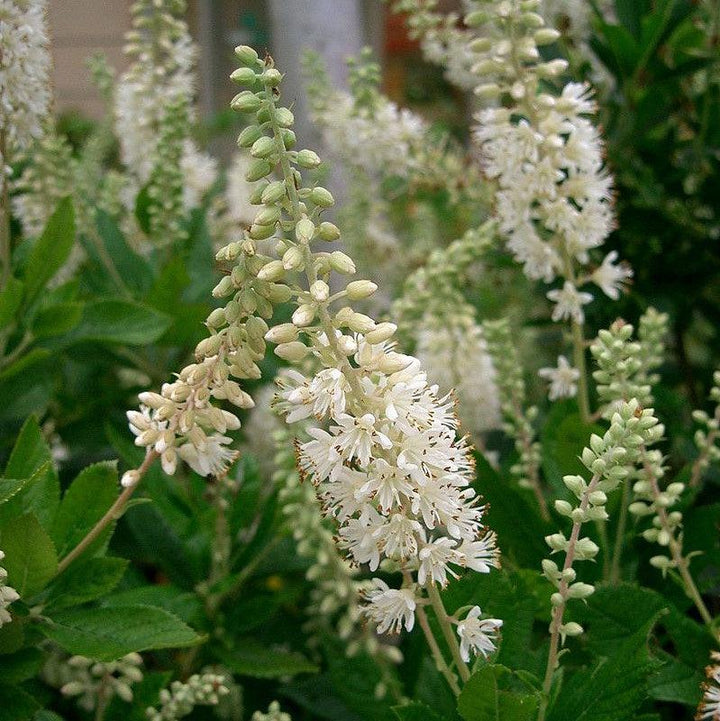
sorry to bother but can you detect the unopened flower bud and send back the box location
[364,322,397,344]
[296,149,321,168]
[330,251,356,275]
[310,186,334,207]
[282,246,305,270]
[292,304,317,327]
[346,280,378,300]
[231,91,262,113]
[121,470,141,488]
[318,221,341,241]
[275,341,309,362]
[234,45,259,66]
[310,280,330,302]
[251,136,276,158]
[295,217,315,244]
[257,260,285,281]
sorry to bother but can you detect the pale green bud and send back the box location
[261,181,286,204]
[559,622,583,639]
[249,224,275,240]
[282,129,296,149]
[282,246,305,271]
[535,28,561,45]
[346,280,378,300]
[254,205,281,226]
[296,149,322,168]
[265,283,293,303]
[318,221,341,241]
[245,159,272,182]
[574,537,599,560]
[275,341,309,362]
[475,83,501,100]
[196,334,223,357]
[346,312,376,334]
[567,582,594,599]
[262,68,282,86]
[337,335,357,356]
[330,251,356,274]
[230,67,257,85]
[588,490,607,506]
[237,125,263,148]
[310,186,335,207]
[265,323,298,344]
[377,352,413,374]
[213,276,235,298]
[309,280,330,302]
[292,303,317,327]
[257,260,285,281]
[246,315,268,339]
[563,475,585,498]
[295,217,316,243]
[364,322,396,344]
[251,136,276,158]
[206,308,226,328]
[465,10,489,26]
[274,107,294,127]
[231,91,262,113]
[554,500,573,517]
[550,592,564,607]
[545,533,568,552]
[537,59,569,77]
[234,45,259,66]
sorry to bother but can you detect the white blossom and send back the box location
[547,281,593,325]
[591,250,633,300]
[0,549,19,627]
[0,0,51,186]
[539,355,581,400]
[698,653,720,720]
[456,606,502,662]
[363,579,417,634]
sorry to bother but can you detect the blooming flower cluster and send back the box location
[41,652,144,712]
[252,701,292,721]
[538,355,580,401]
[0,549,19,627]
[698,652,720,721]
[146,673,229,721]
[222,47,500,648]
[467,0,631,321]
[0,0,51,188]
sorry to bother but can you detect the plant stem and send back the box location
[55,450,158,575]
[427,581,471,683]
[416,600,461,696]
[571,320,591,425]
[609,480,630,584]
[539,473,600,721]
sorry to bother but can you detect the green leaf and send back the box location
[101,585,204,626]
[0,277,24,330]
[32,301,83,338]
[23,198,75,305]
[457,665,539,721]
[63,299,172,346]
[0,619,24,655]
[614,0,650,39]
[216,637,318,679]
[0,648,44,684]
[0,477,33,506]
[34,712,66,721]
[474,454,551,569]
[0,514,58,597]
[41,605,202,661]
[45,557,128,611]
[0,348,51,382]
[2,417,60,529]
[51,461,118,558]
[0,684,40,721]
[105,671,172,721]
[392,703,446,721]
[135,183,152,236]
[95,210,153,294]
[546,609,662,721]
[647,657,703,706]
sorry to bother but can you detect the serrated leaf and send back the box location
[216,637,318,679]
[41,605,202,661]
[32,301,83,338]
[62,299,172,346]
[23,198,75,305]
[392,702,446,721]
[647,657,703,706]
[457,665,539,721]
[0,477,33,505]
[0,514,58,597]
[51,461,118,558]
[546,610,663,721]
[45,557,128,611]
[101,585,203,626]
[0,684,40,721]
[1,416,59,529]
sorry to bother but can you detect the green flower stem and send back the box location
[539,472,601,721]
[416,599,461,696]
[571,319,591,425]
[427,581,471,683]
[642,451,714,631]
[55,450,158,575]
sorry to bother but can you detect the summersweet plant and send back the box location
[0,0,719,720]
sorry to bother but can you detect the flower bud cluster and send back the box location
[482,319,543,499]
[543,400,664,641]
[275,425,402,673]
[252,701,292,721]
[11,125,73,238]
[57,653,144,712]
[0,0,51,191]
[146,673,229,721]
[591,309,668,420]
[697,651,720,721]
[229,48,500,640]
[0,549,19,628]
[692,370,720,485]
[467,0,629,322]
